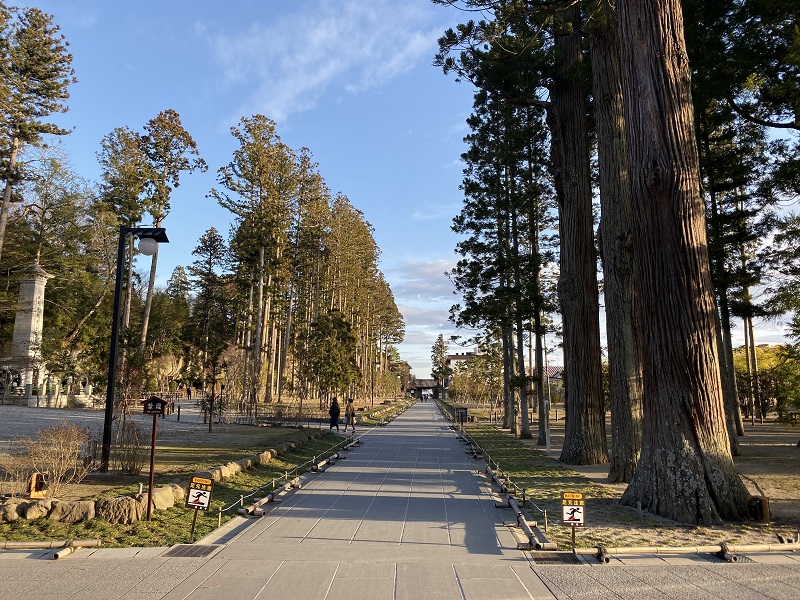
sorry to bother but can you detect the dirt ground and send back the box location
[539,419,800,546]
[3,405,799,547]
[732,422,800,526]
[0,404,328,500]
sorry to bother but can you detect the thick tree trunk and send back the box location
[552,5,608,465]
[618,0,749,523]
[591,3,643,483]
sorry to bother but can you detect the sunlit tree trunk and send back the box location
[591,1,642,482]
[553,5,608,465]
[618,0,749,523]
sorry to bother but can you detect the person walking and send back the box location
[344,398,356,433]
[329,397,341,432]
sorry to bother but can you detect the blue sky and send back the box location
[32,0,487,379]
[26,0,791,379]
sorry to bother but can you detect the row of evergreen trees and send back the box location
[433,0,799,524]
[0,5,405,416]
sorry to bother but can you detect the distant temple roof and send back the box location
[407,379,439,389]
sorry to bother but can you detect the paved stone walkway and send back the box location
[1,402,799,599]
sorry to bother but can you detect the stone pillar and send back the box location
[10,265,52,403]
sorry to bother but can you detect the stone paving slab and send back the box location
[2,402,799,599]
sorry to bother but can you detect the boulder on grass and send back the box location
[96,496,145,524]
[1,501,23,523]
[169,483,185,502]
[149,485,176,510]
[23,499,53,520]
[49,500,95,524]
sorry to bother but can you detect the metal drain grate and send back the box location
[528,551,583,565]
[163,544,222,558]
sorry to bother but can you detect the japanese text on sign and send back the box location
[561,491,586,526]
[186,476,214,511]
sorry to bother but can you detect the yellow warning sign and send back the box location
[562,492,583,500]
[191,476,212,486]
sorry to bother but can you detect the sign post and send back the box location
[187,475,214,542]
[455,407,468,430]
[142,396,167,521]
[561,491,586,549]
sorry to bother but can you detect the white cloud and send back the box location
[205,0,442,122]
[389,258,457,301]
[410,201,462,222]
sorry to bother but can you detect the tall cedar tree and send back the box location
[137,109,206,357]
[431,334,452,393]
[189,227,231,432]
[439,15,556,440]
[212,115,298,406]
[551,5,607,465]
[436,0,607,462]
[590,1,643,482]
[617,0,749,523]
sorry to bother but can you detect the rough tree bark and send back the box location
[553,5,608,465]
[591,2,643,483]
[617,0,749,523]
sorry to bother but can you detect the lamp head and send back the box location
[137,237,159,256]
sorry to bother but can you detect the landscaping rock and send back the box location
[238,456,256,470]
[1,501,23,523]
[96,496,144,524]
[209,467,223,481]
[49,500,95,524]
[149,485,176,510]
[219,464,231,479]
[169,483,185,502]
[23,499,53,520]
[258,450,272,464]
[226,461,241,476]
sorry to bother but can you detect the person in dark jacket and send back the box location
[329,397,341,432]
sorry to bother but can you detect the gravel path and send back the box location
[0,404,211,454]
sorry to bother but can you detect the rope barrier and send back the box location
[443,409,549,530]
[216,436,352,515]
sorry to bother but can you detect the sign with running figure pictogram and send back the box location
[561,491,586,526]
[186,475,213,511]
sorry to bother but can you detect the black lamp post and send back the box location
[101,226,169,472]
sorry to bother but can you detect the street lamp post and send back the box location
[101,226,169,472]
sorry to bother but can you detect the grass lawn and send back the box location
[0,399,414,547]
[0,431,347,547]
[461,423,800,550]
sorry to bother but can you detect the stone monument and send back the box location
[10,264,52,405]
